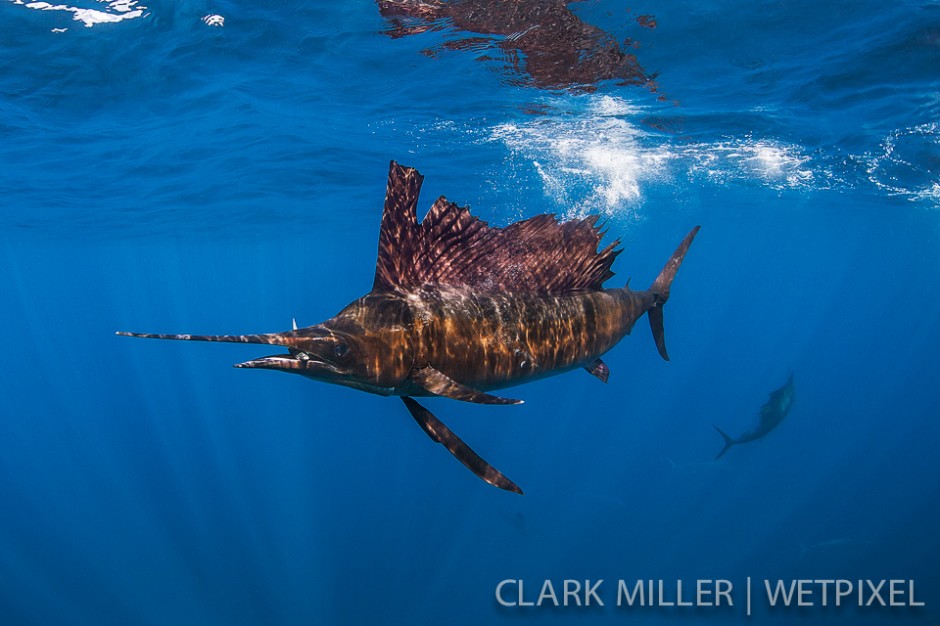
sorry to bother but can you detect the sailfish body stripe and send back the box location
[401,286,654,392]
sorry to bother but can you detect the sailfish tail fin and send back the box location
[647,226,700,361]
[714,425,735,459]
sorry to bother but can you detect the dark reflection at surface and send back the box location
[378,0,658,92]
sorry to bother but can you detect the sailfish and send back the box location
[118,162,699,494]
[713,373,795,459]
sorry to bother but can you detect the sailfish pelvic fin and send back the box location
[401,397,523,494]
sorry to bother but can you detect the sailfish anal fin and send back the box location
[401,397,523,494]
[584,358,610,383]
[410,366,523,405]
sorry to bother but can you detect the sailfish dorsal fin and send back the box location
[372,161,622,294]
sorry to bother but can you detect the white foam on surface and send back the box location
[866,123,940,204]
[488,96,816,218]
[684,138,815,188]
[12,0,146,28]
[491,97,666,219]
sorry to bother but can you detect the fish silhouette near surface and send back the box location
[119,162,699,494]
[714,373,795,460]
[377,0,656,91]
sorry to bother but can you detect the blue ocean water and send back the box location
[2,0,939,624]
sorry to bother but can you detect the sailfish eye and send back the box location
[332,343,349,358]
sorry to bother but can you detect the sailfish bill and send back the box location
[115,331,289,345]
[119,161,700,493]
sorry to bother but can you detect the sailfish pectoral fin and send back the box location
[410,366,523,405]
[401,397,523,495]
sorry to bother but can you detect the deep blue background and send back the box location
[2,0,939,624]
